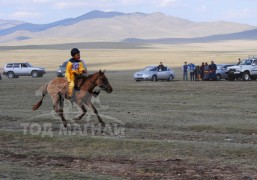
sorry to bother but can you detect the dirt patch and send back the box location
[0,152,256,179]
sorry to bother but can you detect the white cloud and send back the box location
[223,8,252,19]
[53,1,89,9]
[194,5,207,13]
[10,11,43,19]
[159,0,177,7]
[32,0,51,3]
[51,0,178,10]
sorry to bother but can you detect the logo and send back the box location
[72,62,79,70]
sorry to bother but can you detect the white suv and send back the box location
[226,57,257,81]
[3,62,46,79]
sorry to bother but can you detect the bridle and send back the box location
[99,82,111,91]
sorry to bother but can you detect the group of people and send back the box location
[182,61,217,81]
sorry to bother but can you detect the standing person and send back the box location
[195,66,202,81]
[209,61,217,80]
[157,62,164,71]
[200,62,205,81]
[65,48,86,99]
[182,61,188,81]
[188,63,196,81]
[237,58,241,65]
[203,62,210,81]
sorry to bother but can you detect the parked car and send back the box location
[3,62,46,79]
[215,64,234,80]
[133,66,175,82]
[226,57,257,81]
[57,60,87,77]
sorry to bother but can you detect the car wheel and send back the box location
[216,74,221,81]
[31,71,39,78]
[151,75,157,82]
[242,72,250,81]
[168,75,174,81]
[7,72,15,79]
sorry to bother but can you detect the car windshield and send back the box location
[216,65,222,70]
[239,59,253,65]
[26,62,32,67]
[143,66,157,71]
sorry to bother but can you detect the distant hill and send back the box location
[124,28,257,44]
[0,19,24,30]
[0,10,256,43]
[0,10,124,36]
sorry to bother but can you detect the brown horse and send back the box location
[32,70,113,128]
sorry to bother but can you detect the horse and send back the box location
[32,70,113,128]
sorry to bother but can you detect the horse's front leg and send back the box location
[73,104,87,121]
[73,98,87,121]
[86,102,105,128]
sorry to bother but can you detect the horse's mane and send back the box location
[74,72,96,80]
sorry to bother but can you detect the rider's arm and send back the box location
[79,61,86,74]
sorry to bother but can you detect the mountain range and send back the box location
[0,10,256,44]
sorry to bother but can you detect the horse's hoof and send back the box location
[63,123,67,128]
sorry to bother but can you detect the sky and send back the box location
[0,0,257,26]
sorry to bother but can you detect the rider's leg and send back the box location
[68,80,75,98]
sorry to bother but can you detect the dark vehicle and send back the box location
[57,60,87,77]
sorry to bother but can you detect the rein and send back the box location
[99,82,111,91]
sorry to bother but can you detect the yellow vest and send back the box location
[65,59,85,81]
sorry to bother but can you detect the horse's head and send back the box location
[96,70,113,94]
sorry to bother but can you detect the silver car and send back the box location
[134,66,175,81]
[3,62,46,79]
[216,64,234,80]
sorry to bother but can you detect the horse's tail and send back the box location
[32,84,48,111]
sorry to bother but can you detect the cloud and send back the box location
[9,11,43,19]
[53,1,89,9]
[0,0,48,5]
[223,8,252,19]
[32,0,51,3]
[159,0,177,7]
[52,0,178,10]
[194,5,207,13]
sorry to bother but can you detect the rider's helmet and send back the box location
[71,48,80,56]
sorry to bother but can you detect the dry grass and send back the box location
[1,40,257,71]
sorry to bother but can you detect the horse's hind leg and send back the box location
[52,94,67,128]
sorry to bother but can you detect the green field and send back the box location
[1,68,257,179]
